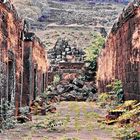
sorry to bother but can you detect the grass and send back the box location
[86,122,95,131]
[42,137,49,140]
[74,117,82,133]
[113,125,139,139]
[22,132,32,140]
[3,99,138,140]
[92,137,100,140]
[60,136,80,140]
[2,102,120,140]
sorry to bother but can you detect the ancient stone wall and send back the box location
[22,34,48,106]
[0,1,48,115]
[0,1,24,115]
[97,1,140,100]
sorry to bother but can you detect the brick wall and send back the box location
[0,1,48,115]
[0,2,24,115]
[97,1,140,100]
[23,35,48,106]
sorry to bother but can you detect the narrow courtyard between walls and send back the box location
[0,0,140,140]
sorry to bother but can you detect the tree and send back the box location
[84,32,105,63]
[83,33,105,81]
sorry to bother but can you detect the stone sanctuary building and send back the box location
[97,0,140,100]
[0,1,48,115]
[47,38,85,84]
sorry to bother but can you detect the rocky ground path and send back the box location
[0,102,119,140]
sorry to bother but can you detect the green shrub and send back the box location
[98,93,109,102]
[19,106,30,115]
[106,79,123,103]
[0,100,16,131]
[106,79,123,94]
[84,32,105,64]
[53,74,60,86]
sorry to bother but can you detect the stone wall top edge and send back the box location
[0,1,46,51]
[110,0,140,35]
[0,1,21,22]
[24,33,46,49]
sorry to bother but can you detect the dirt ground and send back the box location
[0,102,119,140]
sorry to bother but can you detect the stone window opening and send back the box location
[7,60,14,105]
[42,73,45,93]
[19,72,23,108]
[33,68,37,100]
[2,36,7,48]
[1,12,8,37]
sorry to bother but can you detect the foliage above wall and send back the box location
[82,33,105,81]
[84,33,105,62]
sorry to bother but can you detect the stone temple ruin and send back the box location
[0,0,140,121]
[48,38,85,64]
[47,38,85,84]
[0,1,48,116]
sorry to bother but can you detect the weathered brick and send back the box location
[97,3,140,101]
[0,2,48,115]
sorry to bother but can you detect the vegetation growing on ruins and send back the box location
[0,100,16,132]
[0,0,140,140]
[84,33,105,63]
[53,74,61,86]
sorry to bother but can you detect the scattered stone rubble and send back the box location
[104,100,140,125]
[45,78,97,101]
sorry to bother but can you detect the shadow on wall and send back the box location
[97,2,140,101]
